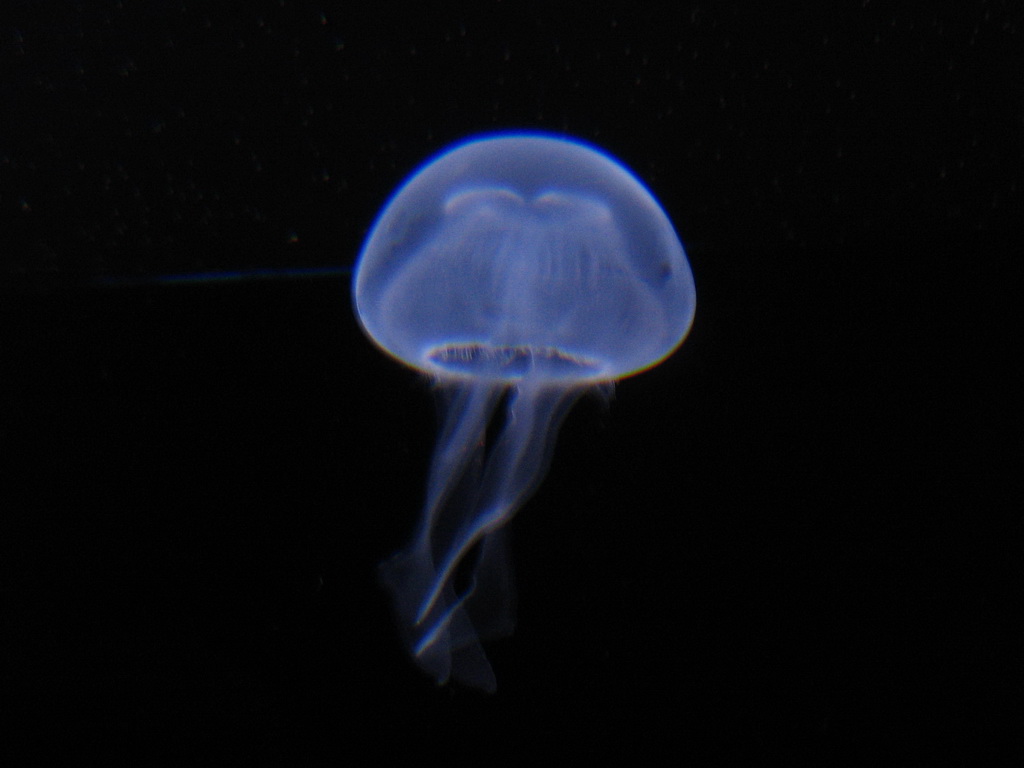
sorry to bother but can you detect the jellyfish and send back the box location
[352,133,696,692]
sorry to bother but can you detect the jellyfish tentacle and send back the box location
[412,379,582,645]
[377,382,502,688]
[417,384,503,546]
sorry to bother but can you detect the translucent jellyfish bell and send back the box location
[353,133,695,691]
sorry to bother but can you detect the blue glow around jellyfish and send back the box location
[353,133,696,692]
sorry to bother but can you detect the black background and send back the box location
[1,1,1020,761]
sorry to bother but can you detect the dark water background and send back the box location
[1,1,1019,761]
